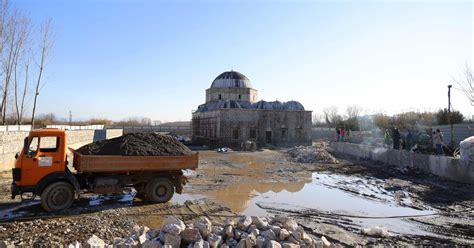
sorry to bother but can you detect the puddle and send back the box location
[180,172,438,237]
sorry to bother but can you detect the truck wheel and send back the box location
[146,178,174,203]
[41,182,74,212]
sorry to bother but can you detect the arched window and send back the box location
[218,94,222,100]
[238,94,241,100]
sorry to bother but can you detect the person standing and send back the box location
[433,129,444,155]
[384,129,391,148]
[392,128,401,150]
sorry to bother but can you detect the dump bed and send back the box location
[69,148,198,173]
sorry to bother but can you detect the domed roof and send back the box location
[283,101,305,111]
[211,70,252,88]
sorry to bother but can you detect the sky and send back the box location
[15,0,473,122]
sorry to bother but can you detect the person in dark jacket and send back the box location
[392,128,401,149]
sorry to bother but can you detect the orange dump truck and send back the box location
[11,129,198,212]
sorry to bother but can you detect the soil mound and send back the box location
[77,133,192,156]
[288,145,339,164]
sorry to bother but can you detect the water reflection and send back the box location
[206,179,310,213]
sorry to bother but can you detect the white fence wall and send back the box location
[46,125,105,130]
[0,125,32,132]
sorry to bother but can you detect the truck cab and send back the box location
[11,129,79,211]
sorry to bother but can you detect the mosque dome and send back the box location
[283,101,305,111]
[211,70,252,88]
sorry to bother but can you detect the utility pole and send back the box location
[69,110,72,125]
[448,85,454,147]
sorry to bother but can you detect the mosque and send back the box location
[192,70,312,148]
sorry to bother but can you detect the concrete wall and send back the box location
[0,129,123,173]
[334,142,474,184]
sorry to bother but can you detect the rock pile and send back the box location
[77,133,193,156]
[65,215,334,248]
[288,146,339,164]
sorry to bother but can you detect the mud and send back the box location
[76,132,192,156]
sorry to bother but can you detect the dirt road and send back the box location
[0,147,473,246]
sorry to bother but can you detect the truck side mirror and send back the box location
[23,137,28,151]
[15,152,19,159]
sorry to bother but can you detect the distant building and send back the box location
[192,71,312,148]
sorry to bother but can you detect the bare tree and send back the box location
[323,106,343,127]
[12,18,29,124]
[31,18,53,127]
[346,105,362,120]
[451,63,473,106]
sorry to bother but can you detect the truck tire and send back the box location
[41,182,74,212]
[146,178,174,203]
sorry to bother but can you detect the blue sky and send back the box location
[16,0,473,122]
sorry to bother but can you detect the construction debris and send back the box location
[288,146,339,164]
[77,132,192,156]
[65,215,328,248]
[216,147,233,153]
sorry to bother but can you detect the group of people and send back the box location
[383,127,445,155]
[335,127,351,142]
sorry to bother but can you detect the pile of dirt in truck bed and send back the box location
[76,133,193,156]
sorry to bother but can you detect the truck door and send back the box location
[20,136,63,186]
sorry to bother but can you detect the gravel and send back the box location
[77,132,193,156]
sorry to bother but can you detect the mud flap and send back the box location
[174,175,187,194]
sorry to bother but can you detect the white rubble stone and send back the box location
[279,229,290,241]
[238,216,253,231]
[281,242,300,248]
[194,217,213,238]
[163,245,173,248]
[244,233,257,247]
[247,224,258,234]
[224,218,236,227]
[207,233,223,248]
[301,232,312,245]
[181,228,203,245]
[142,240,163,248]
[164,233,181,248]
[138,233,148,244]
[290,231,302,241]
[194,239,210,248]
[163,223,185,236]
[163,216,186,232]
[218,244,229,248]
[251,228,260,237]
[261,229,277,241]
[66,241,81,248]
[265,240,282,248]
[235,239,246,248]
[256,236,266,248]
[273,216,298,232]
[114,237,138,247]
[269,226,282,237]
[85,235,105,248]
[132,225,150,237]
[321,236,331,248]
[212,226,224,235]
[224,225,234,238]
[234,229,244,240]
[361,226,391,238]
[147,229,161,240]
[251,216,269,230]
